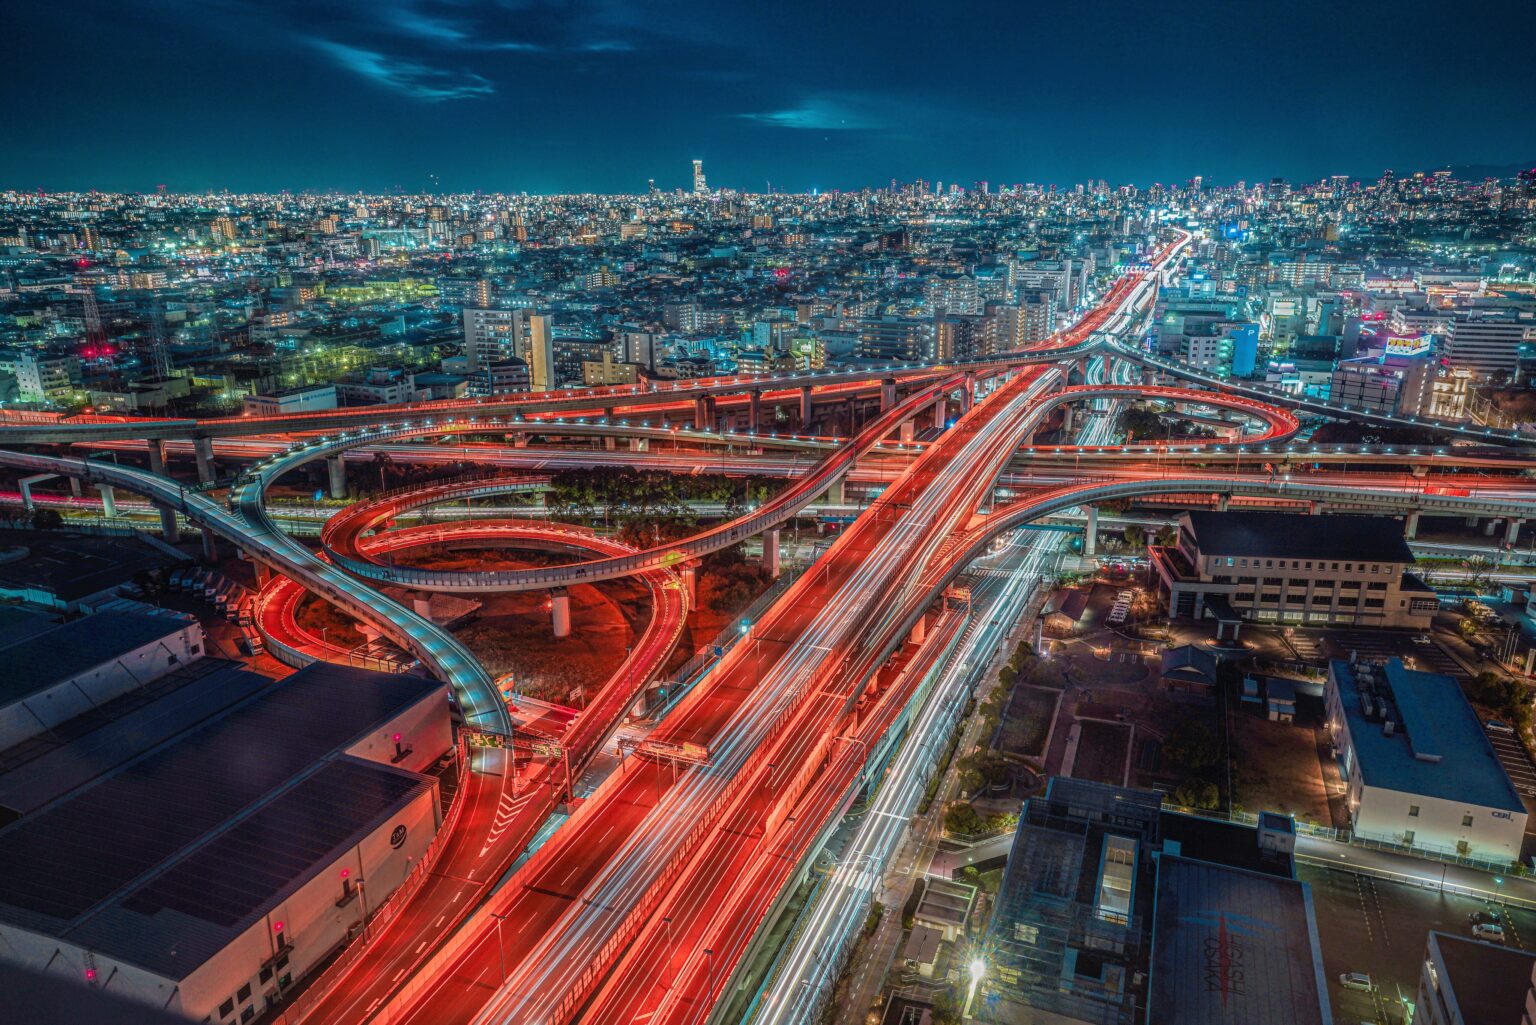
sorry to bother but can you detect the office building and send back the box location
[1329,348,1469,420]
[1327,658,1527,862]
[857,316,932,362]
[1151,511,1438,630]
[1443,312,1536,379]
[0,350,79,405]
[692,159,708,196]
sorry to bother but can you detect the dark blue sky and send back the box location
[4,0,1534,193]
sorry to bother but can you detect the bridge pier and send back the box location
[327,455,347,499]
[1404,510,1420,539]
[909,614,926,645]
[693,396,715,432]
[68,476,82,498]
[1060,404,1074,432]
[799,386,813,425]
[17,474,55,512]
[748,390,763,432]
[200,528,218,562]
[1083,506,1098,557]
[96,483,117,518]
[551,588,571,638]
[932,398,946,430]
[899,418,915,443]
[1216,494,1230,512]
[1507,519,1524,546]
[762,528,781,579]
[193,437,216,484]
[147,439,167,475]
[1309,501,1323,515]
[628,437,649,453]
[254,562,271,587]
[1485,519,1498,537]
[412,592,433,619]
[880,377,897,412]
[822,478,845,506]
[1409,464,1428,479]
[959,375,976,415]
[680,563,698,607]
[604,435,617,451]
[157,505,180,543]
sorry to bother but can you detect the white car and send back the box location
[1338,973,1374,992]
[1486,719,1516,736]
[1472,922,1507,944]
[1411,635,1433,646]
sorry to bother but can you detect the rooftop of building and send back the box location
[1147,853,1329,1025]
[1158,809,1296,879]
[0,663,442,979]
[1183,510,1415,564]
[1331,657,1524,812]
[0,610,195,709]
[1427,930,1535,1025]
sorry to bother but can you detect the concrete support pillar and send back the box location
[147,439,167,475]
[1409,464,1428,479]
[1216,494,1230,512]
[1060,405,1075,433]
[1405,511,1421,540]
[909,614,926,646]
[1074,358,1088,382]
[680,564,698,607]
[931,398,946,430]
[880,377,897,412]
[823,477,846,506]
[899,418,915,443]
[327,455,347,500]
[68,476,82,498]
[693,396,714,431]
[551,588,571,639]
[604,435,617,451]
[360,623,382,644]
[200,528,218,562]
[748,390,763,432]
[513,432,530,449]
[799,385,813,425]
[763,528,781,579]
[96,483,116,518]
[628,437,649,452]
[960,374,976,414]
[18,474,50,512]
[1084,506,1098,557]
[1465,516,1479,528]
[255,562,271,587]
[1485,519,1499,537]
[158,505,180,544]
[1141,365,1157,386]
[1505,519,1523,546]
[193,437,216,484]
[1310,501,1323,515]
[413,593,433,619]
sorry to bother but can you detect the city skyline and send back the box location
[3,0,1535,194]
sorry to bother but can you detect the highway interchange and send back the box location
[3,227,1535,1024]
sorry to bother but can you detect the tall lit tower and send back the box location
[692,159,708,196]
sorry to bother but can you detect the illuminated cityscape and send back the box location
[2,3,1536,1025]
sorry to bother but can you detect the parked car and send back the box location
[1468,910,1503,926]
[1411,635,1433,646]
[1338,973,1374,992]
[1471,923,1506,944]
[1486,719,1516,736]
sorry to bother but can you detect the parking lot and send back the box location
[1487,731,1536,798]
[1302,863,1534,1025]
[1301,628,1465,678]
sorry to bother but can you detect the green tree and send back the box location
[1173,778,1220,810]
[943,802,986,836]
[31,507,64,531]
[1122,524,1145,549]
[1162,721,1219,773]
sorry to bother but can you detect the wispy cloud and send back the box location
[737,96,886,131]
[310,39,495,100]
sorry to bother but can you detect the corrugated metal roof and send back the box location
[1186,511,1414,564]
[0,611,191,706]
[0,663,440,952]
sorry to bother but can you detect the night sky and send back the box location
[4,0,1535,194]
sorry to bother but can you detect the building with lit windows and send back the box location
[1151,511,1438,630]
[1443,311,1536,379]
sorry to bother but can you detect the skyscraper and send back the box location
[692,159,708,196]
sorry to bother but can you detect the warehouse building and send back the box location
[0,608,205,751]
[1327,657,1526,863]
[0,661,452,1024]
